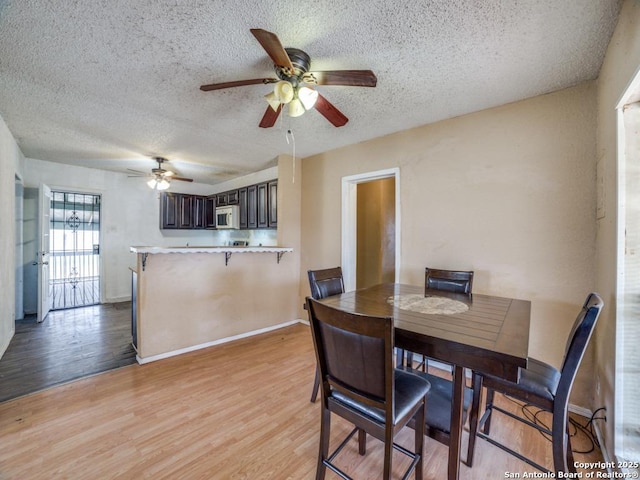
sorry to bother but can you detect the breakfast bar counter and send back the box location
[130,245,296,363]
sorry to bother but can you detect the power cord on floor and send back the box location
[500,393,606,455]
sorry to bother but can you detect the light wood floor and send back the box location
[0,323,606,479]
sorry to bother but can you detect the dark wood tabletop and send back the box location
[317,282,531,480]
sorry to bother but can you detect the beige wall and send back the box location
[301,81,598,406]
[595,0,640,462]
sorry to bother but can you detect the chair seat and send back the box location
[399,366,473,433]
[332,369,431,424]
[482,358,560,403]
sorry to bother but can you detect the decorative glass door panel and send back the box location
[50,192,101,310]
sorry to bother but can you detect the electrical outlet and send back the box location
[596,376,601,395]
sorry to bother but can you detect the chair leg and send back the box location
[383,425,394,480]
[551,406,573,474]
[358,428,367,455]
[415,398,426,480]
[396,347,406,368]
[465,372,483,467]
[316,406,331,480]
[482,388,495,434]
[310,366,320,403]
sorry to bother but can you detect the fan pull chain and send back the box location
[286,129,295,183]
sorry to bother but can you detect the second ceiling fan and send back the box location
[200,29,377,128]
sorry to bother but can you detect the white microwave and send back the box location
[216,205,240,229]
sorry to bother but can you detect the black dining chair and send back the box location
[397,365,478,467]
[467,292,604,474]
[396,266,478,467]
[425,267,474,295]
[306,297,431,480]
[398,267,474,372]
[307,267,345,403]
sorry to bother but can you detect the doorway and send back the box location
[356,178,396,289]
[50,191,101,310]
[342,168,400,291]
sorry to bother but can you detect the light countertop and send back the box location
[130,246,293,254]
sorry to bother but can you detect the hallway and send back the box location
[0,302,136,403]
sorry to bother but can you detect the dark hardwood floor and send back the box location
[0,302,136,403]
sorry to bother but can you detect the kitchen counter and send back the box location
[130,245,297,363]
[130,246,292,254]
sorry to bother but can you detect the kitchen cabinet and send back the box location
[247,185,258,229]
[216,189,238,207]
[268,180,277,228]
[193,195,206,229]
[205,195,216,229]
[161,180,276,230]
[257,183,268,228]
[160,192,179,229]
[160,193,205,230]
[238,187,248,229]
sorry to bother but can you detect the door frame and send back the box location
[341,168,400,292]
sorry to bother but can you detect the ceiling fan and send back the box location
[128,157,193,190]
[200,29,377,128]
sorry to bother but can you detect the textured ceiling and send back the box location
[0,0,622,185]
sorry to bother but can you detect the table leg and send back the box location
[448,365,465,480]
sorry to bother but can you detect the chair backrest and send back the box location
[425,267,474,295]
[555,293,603,403]
[306,297,395,417]
[308,267,345,300]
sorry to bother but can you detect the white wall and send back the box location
[0,113,25,358]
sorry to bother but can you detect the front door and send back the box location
[50,191,101,310]
[37,184,52,323]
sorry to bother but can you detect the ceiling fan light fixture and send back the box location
[147,176,170,191]
[288,97,305,117]
[298,86,318,110]
[264,91,281,111]
[273,80,294,104]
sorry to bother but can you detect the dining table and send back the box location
[317,282,531,480]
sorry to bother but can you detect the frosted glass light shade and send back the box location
[288,98,305,117]
[298,86,318,110]
[264,91,281,111]
[273,81,294,103]
[147,177,170,190]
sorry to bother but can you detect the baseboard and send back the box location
[102,296,131,304]
[136,319,307,364]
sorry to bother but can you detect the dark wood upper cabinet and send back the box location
[247,185,258,229]
[193,195,206,229]
[238,187,248,229]
[257,183,268,229]
[268,181,277,228]
[178,194,194,229]
[216,192,228,207]
[205,195,216,229]
[227,190,239,205]
[160,180,276,230]
[160,192,179,229]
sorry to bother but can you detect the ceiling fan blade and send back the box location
[314,94,348,127]
[172,177,194,182]
[259,104,282,128]
[303,70,377,87]
[250,29,295,73]
[200,78,277,91]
